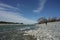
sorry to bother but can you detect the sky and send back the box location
[0,0,60,24]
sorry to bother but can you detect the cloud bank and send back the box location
[33,0,47,13]
[0,3,37,24]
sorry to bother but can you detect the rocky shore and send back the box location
[26,22,60,40]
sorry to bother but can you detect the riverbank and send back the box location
[0,24,21,25]
[26,21,60,40]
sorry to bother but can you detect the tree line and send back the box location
[38,17,60,24]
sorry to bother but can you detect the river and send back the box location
[0,24,39,32]
[0,24,38,40]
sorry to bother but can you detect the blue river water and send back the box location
[0,25,39,32]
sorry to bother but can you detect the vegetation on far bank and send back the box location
[0,21,23,24]
[0,17,60,24]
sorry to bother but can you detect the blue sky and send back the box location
[0,0,60,24]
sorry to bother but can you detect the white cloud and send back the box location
[0,3,22,12]
[0,7,5,9]
[0,3,37,24]
[0,3,18,9]
[33,0,47,13]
